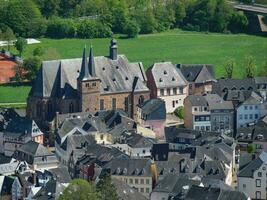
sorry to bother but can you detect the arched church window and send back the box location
[69,102,74,113]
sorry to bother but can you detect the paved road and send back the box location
[234,4,267,14]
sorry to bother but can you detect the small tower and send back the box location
[77,46,101,113]
[109,39,118,60]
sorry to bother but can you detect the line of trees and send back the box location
[0,0,250,39]
[223,56,267,78]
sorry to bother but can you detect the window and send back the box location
[255,114,258,119]
[112,98,116,110]
[243,184,246,189]
[244,106,248,110]
[244,114,248,120]
[37,102,42,116]
[100,99,104,110]
[206,126,210,131]
[129,179,133,184]
[160,89,164,96]
[140,188,144,193]
[69,102,74,113]
[135,179,139,184]
[173,88,177,95]
[249,105,253,110]
[146,179,150,184]
[146,188,150,193]
[239,115,243,120]
[140,179,144,184]
[194,107,198,111]
[167,88,171,96]
[179,87,183,94]
[139,95,145,105]
[47,101,53,114]
[92,82,96,86]
[86,83,89,87]
[256,191,261,199]
[258,172,262,177]
[256,179,261,187]
[249,114,253,119]
[172,101,175,108]
[255,105,258,109]
[124,97,129,112]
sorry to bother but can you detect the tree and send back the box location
[1,27,16,51]
[228,11,248,33]
[96,175,118,200]
[15,37,27,57]
[13,63,25,82]
[247,143,256,153]
[174,106,185,119]
[22,56,41,81]
[258,60,267,76]
[59,179,99,200]
[124,20,140,38]
[224,58,235,78]
[174,1,186,27]
[33,47,44,56]
[3,0,45,37]
[244,56,256,78]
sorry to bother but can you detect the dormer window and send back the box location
[116,66,119,69]
[102,67,105,71]
[125,77,128,80]
[172,77,175,81]
[164,70,167,75]
[113,78,116,82]
[159,78,163,82]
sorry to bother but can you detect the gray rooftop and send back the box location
[30,51,149,98]
[149,62,187,89]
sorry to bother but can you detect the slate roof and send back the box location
[185,185,248,200]
[0,175,15,195]
[254,76,267,85]
[204,94,234,110]
[138,98,166,120]
[212,78,256,98]
[153,174,201,196]
[186,95,208,106]
[179,64,215,83]
[16,141,53,157]
[149,62,187,89]
[33,179,67,200]
[112,178,148,200]
[105,158,153,177]
[30,47,149,98]
[46,166,71,184]
[121,133,155,148]
[238,151,267,177]
[239,91,263,105]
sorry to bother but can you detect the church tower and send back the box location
[77,46,101,113]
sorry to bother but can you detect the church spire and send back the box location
[78,46,90,81]
[88,45,96,77]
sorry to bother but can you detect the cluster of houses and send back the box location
[1,39,267,199]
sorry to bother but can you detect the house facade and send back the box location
[146,62,188,113]
[26,40,150,128]
[0,109,44,157]
[237,92,267,128]
[137,98,166,138]
[238,151,267,200]
[184,94,234,134]
[179,64,216,95]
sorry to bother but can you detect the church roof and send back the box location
[30,50,149,98]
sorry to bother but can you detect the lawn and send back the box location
[2,29,267,104]
[0,84,31,104]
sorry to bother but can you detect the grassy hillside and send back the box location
[2,29,267,104]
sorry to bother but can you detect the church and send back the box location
[26,39,150,128]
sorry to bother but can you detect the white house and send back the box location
[146,62,188,113]
[238,151,267,200]
[237,92,267,128]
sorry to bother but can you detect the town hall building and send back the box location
[26,39,150,128]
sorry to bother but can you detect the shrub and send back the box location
[46,18,76,38]
[77,20,112,38]
[174,106,184,119]
[124,20,140,38]
[247,144,256,153]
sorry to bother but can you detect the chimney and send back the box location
[110,39,118,60]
